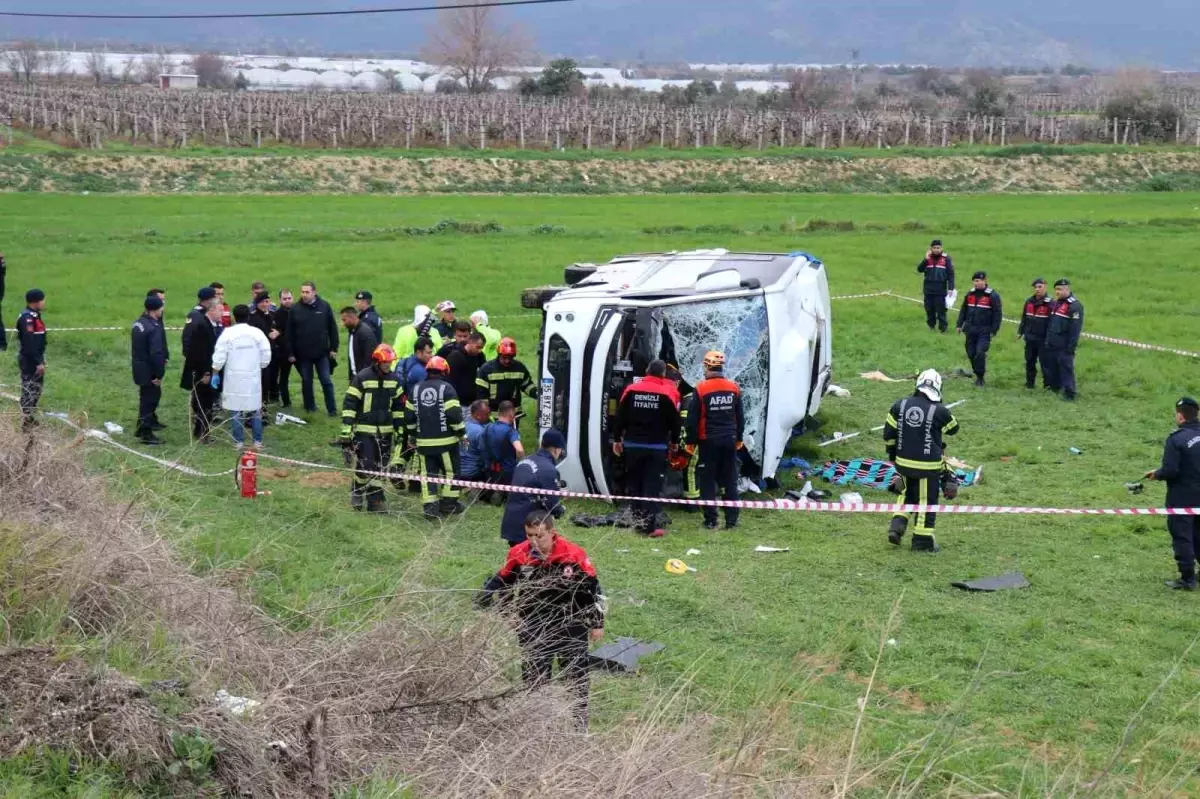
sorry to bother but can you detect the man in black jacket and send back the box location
[131,295,167,446]
[181,286,216,361]
[355,290,383,345]
[955,271,1003,387]
[917,239,955,333]
[182,299,222,441]
[0,252,8,351]
[1144,397,1200,591]
[274,289,293,407]
[1043,278,1085,401]
[248,292,278,407]
[1016,278,1052,389]
[500,430,567,546]
[612,360,681,537]
[341,306,379,380]
[445,332,486,405]
[285,281,339,416]
[15,288,47,431]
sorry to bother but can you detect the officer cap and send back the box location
[972,270,987,280]
[1031,277,1046,286]
[930,239,942,247]
[355,290,372,301]
[198,287,217,301]
[1177,397,1199,411]
[25,288,45,303]
[1054,278,1071,287]
[254,292,271,305]
[144,295,164,311]
[541,429,567,451]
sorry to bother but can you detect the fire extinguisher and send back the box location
[236,450,258,498]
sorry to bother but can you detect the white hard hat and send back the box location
[413,304,431,326]
[470,309,489,326]
[435,300,456,313]
[915,369,943,402]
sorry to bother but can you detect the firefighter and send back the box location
[393,305,442,364]
[883,369,960,552]
[131,294,167,446]
[1017,277,1052,389]
[476,509,605,729]
[1043,278,1085,401]
[470,310,502,362]
[15,288,47,431]
[612,360,681,537]
[340,344,404,513]
[476,337,536,421]
[355,290,383,345]
[671,365,701,507]
[1143,397,1200,591]
[917,239,955,333]
[685,351,745,530]
[955,270,1002,387]
[404,355,467,520]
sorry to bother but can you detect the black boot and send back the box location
[423,502,443,521]
[350,491,365,511]
[138,431,164,446]
[1165,575,1198,591]
[974,376,985,388]
[440,498,467,516]
[366,495,387,514]
[911,534,940,553]
[888,516,907,546]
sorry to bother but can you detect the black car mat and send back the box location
[588,637,666,673]
[951,572,1030,592]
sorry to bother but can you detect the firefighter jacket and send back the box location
[478,534,604,631]
[1044,295,1084,352]
[1154,420,1200,508]
[685,376,745,447]
[346,323,379,378]
[476,357,536,414]
[341,366,404,438]
[883,392,959,475]
[358,305,383,346]
[956,287,1003,335]
[285,296,339,361]
[613,375,681,448]
[500,450,565,543]
[16,308,46,370]
[404,376,466,448]
[1017,295,1052,342]
[917,254,955,296]
[131,313,166,386]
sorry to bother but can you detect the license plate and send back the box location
[538,377,554,430]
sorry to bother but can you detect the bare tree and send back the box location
[85,51,113,86]
[137,51,176,85]
[188,52,232,89]
[421,4,531,93]
[4,41,44,85]
[787,69,837,112]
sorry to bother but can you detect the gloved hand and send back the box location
[684,443,697,457]
[210,373,221,390]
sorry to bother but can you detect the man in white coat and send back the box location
[212,304,273,449]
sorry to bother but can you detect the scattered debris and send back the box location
[615,548,631,553]
[826,384,852,398]
[1069,447,1084,455]
[754,545,790,553]
[738,477,762,494]
[214,689,261,716]
[665,559,695,574]
[951,572,1031,592]
[860,370,907,383]
[1125,482,1145,494]
[104,421,124,435]
[839,492,864,504]
[686,548,702,556]
[886,638,898,647]
[588,637,666,673]
[274,412,307,426]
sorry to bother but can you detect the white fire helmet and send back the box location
[412,304,432,326]
[470,309,489,327]
[915,369,943,402]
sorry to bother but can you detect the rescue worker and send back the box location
[15,288,47,431]
[355,290,383,345]
[212,305,272,451]
[433,300,457,339]
[917,239,955,333]
[686,351,745,530]
[671,365,701,506]
[612,360,681,537]
[883,369,960,552]
[341,306,379,380]
[955,270,1002,387]
[1143,397,1200,591]
[131,294,167,446]
[446,331,486,405]
[1017,277,1052,390]
[461,400,492,482]
[470,309,502,362]
[1043,278,1084,401]
[476,337,536,421]
[340,344,404,513]
[404,355,467,520]
[482,400,525,493]
[500,430,567,546]
[477,509,605,729]
[437,320,472,358]
[393,305,442,363]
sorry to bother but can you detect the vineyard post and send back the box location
[839,119,846,148]
[903,118,910,146]
[1112,117,1119,144]
[876,124,883,149]
[479,119,486,150]
[820,122,828,149]
[1195,118,1199,147]
[152,114,159,146]
[941,120,948,147]
[925,115,932,146]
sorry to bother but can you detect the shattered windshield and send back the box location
[659,296,769,463]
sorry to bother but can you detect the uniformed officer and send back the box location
[1043,278,1084,401]
[475,337,536,421]
[612,360,681,537]
[1016,277,1052,389]
[354,290,384,345]
[685,351,745,530]
[917,239,955,333]
[1143,397,1200,591]
[15,288,47,431]
[404,355,467,520]
[341,344,404,513]
[955,270,1002,387]
[131,295,167,446]
[883,369,960,552]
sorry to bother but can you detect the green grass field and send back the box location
[2,192,1199,795]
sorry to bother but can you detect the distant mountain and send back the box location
[2,0,1196,68]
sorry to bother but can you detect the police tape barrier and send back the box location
[252,452,1200,517]
[886,291,1200,359]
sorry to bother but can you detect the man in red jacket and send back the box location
[477,510,605,728]
[612,359,681,537]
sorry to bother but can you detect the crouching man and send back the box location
[477,510,605,729]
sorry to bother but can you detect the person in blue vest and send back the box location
[499,430,566,546]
